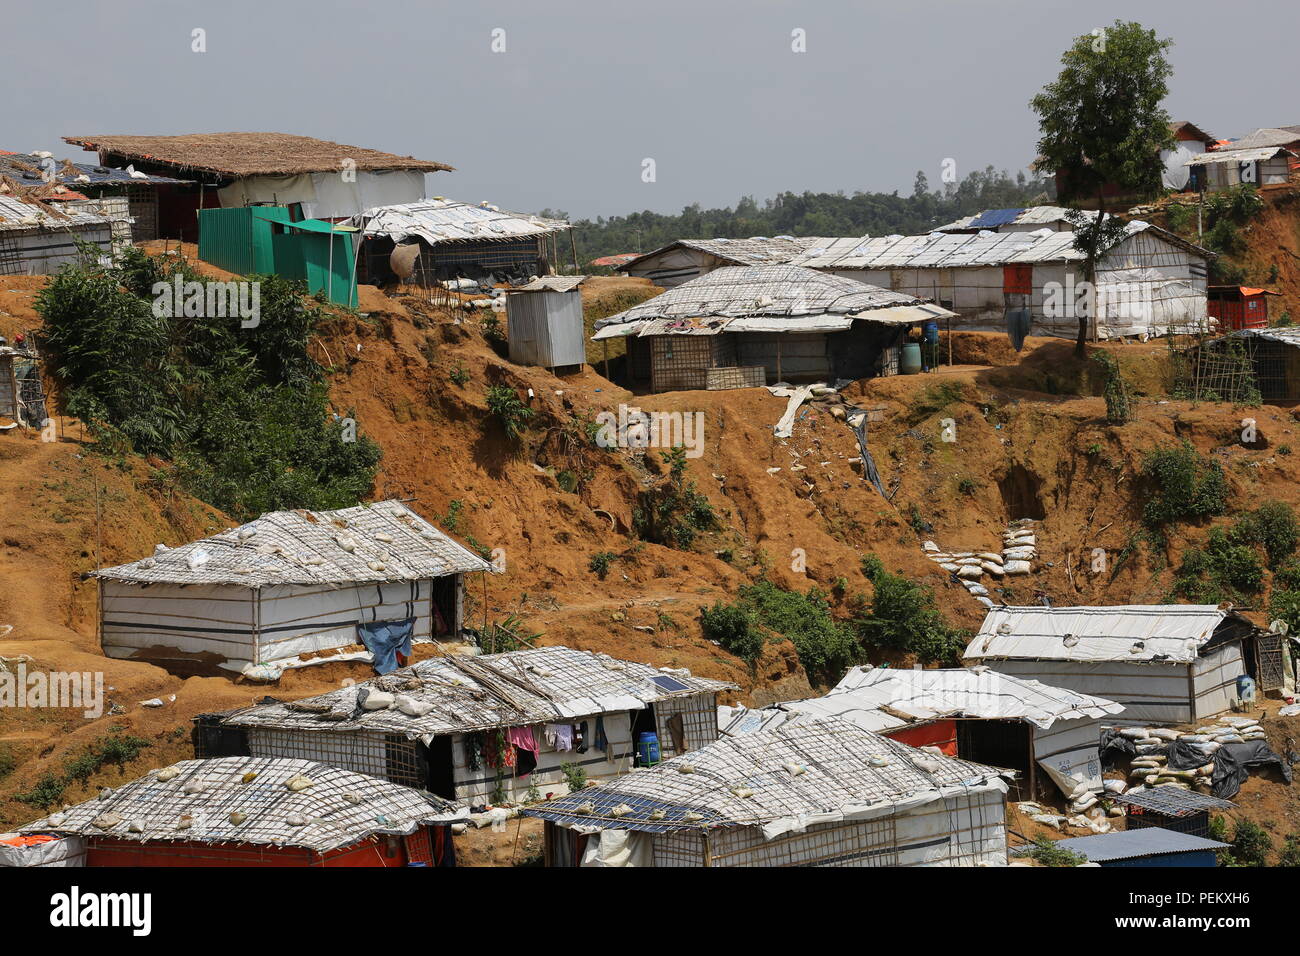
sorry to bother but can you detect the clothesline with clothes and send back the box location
[465,717,610,777]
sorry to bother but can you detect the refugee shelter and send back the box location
[1208,285,1279,330]
[350,198,570,285]
[0,192,128,275]
[619,237,819,288]
[201,646,736,804]
[1112,786,1235,840]
[1186,129,1300,192]
[723,666,1121,799]
[791,223,1212,340]
[1163,121,1219,191]
[525,716,1011,867]
[65,133,451,240]
[506,275,587,373]
[0,340,45,427]
[0,150,185,241]
[1042,827,1227,868]
[591,264,955,392]
[11,757,464,867]
[92,500,495,677]
[963,605,1257,724]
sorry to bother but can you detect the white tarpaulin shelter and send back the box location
[526,716,1010,867]
[964,605,1253,724]
[620,236,822,287]
[791,222,1213,340]
[93,500,496,675]
[212,646,736,804]
[720,666,1122,798]
[592,263,954,392]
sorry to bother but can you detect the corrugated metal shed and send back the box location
[525,716,1009,836]
[92,499,496,588]
[591,263,952,340]
[354,198,568,245]
[507,285,586,369]
[19,756,464,853]
[197,205,291,274]
[965,605,1235,664]
[220,645,736,739]
[1048,827,1227,863]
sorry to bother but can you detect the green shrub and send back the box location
[741,581,858,683]
[485,384,533,440]
[1232,502,1299,567]
[449,362,470,386]
[855,557,966,665]
[700,600,764,664]
[0,746,15,780]
[1140,442,1228,528]
[35,247,380,520]
[1268,589,1300,635]
[1280,835,1300,867]
[15,772,66,809]
[632,446,716,550]
[1025,836,1087,867]
[588,551,616,579]
[1229,819,1272,867]
[1173,527,1264,602]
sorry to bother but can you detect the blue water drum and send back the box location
[922,320,940,344]
[636,731,662,766]
[900,343,923,374]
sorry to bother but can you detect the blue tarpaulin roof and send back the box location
[0,152,185,187]
[968,207,1026,229]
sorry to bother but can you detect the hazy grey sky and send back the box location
[5,0,1297,219]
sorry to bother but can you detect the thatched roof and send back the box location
[63,133,453,178]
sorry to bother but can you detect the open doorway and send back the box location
[956,719,1034,798]
[419,735,457,800]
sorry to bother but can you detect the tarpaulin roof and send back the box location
[591,263,953,340]
[934,205,1079,232]
[525,716,1009,838]
[0,151,184,187]
[964,605,1241,664]
[220,645,736,739]
[1045,827,1227,863]
[352,197,569,245]
[93,499,496,588]
[1186,146,1295,166]
[19,756,464,854]
[720,666,1121,736]
[0,193,126,232]
[620,236,821,272]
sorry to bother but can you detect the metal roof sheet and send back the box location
[525,716,1009,836]
[964,605,1235,664]
[93,499,496,587]
[1049,827,1228,862]
[19,756,464,853]
[353,197,569,245]
[1186,146,1294,165]
[221,645,736,738]
[0,152,184,187]
[0,193,125,231]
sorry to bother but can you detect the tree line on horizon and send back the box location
[539,166,1056,266]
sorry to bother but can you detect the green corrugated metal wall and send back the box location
[197,206,292,275]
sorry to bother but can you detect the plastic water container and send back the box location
[636,732,661,767]
[922,320,940,344]
[1237,674,1257,704]
[900,343,923,375]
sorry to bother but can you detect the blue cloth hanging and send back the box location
[358,618,415,675]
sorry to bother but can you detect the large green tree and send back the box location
[1031,20,1175,355]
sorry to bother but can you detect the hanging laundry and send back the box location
[545,723,575,752]
[594,715,608,753]
[465,733,483,771]
[575,721,589,754]
[483,730,516,770]
[509,725,540,777]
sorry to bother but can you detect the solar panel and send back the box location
[651,675,690,693]
[969,207,1025,229]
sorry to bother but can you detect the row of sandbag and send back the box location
[921,521,1039,609]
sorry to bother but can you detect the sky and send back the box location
[4,0,1298,220]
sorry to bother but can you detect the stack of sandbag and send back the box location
[921,521,1040,608]
[1115,715,1270,792]
[1001,520,1037,575]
